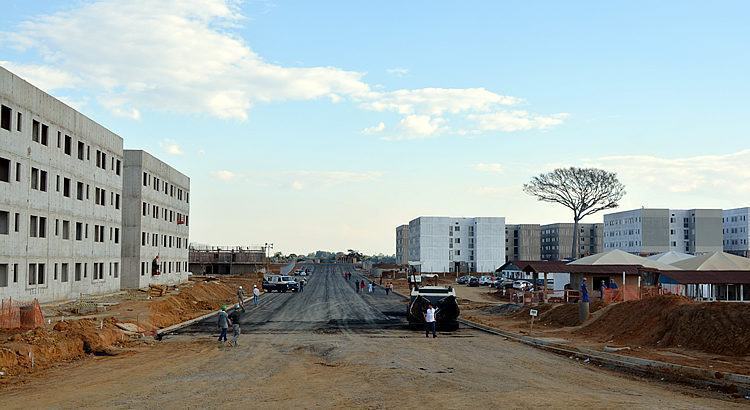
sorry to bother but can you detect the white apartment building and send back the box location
[723,207,750,257]
[121,150,190,288]
[1,66,124,302]
[604,208,723,255]
[395,224,409,265]
[407,217,505,273]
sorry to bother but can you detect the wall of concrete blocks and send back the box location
[0,66,124,303]
[121,150,190,289]
[1,65,191,303]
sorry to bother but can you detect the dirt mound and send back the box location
[149,279,254,328]
[576,295,750,356]
[479,304,523,316]
[510,304,555,323]
[0,318,126,378]
[539,302,605,328]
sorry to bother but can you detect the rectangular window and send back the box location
[54,263,58,281]
[15,162,20,182]
[96,150,101,168]
[29,215,38,237]
[77,141,85,160]
[101,152,106,169]
[1,105,12,131]
[63,220,70,239]
[0,157,9,182]
[77,182,84,200]
[64,135,71,155]
[114,227,119,244]
[39,170,47,192]
[75,263,82,281]
[115,194,120,210]
[31,167,39,190]
[116,159,121,175]
[39,217,46,238]
[75,222,83,241]
[114,262,119,278]
[57,131,61,148]
[17,112,23,132]
[55,219,59,236]
[41,124,48,146]
[143,172,148,186]
[14,213,19,232]
[32,120,39,142]
[56,175,60,192]
[0,211,8,235]
[28,263,37,285]
[0,264,7,287]
[61,263,69,282]
[63,178,71,197]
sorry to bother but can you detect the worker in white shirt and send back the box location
[424,303,438,338]
[252,284,261,305]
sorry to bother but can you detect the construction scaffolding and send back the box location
[188,245,267,275]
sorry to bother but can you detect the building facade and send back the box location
[395,224,409,265]
[540,223,603,261]
[603,208,723,255]
[723,207,750,257]
[407,216,505,273]
[505,224,541,261]
[121,150,190,288]
[1,66,124,302]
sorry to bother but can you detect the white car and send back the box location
[512,280,533,291]
[478,276,494,286]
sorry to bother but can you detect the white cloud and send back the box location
[287,170,383,188]
[398,115,444,137]
[473,163,504,174]
[386,67,409,77]
[361,122,385,134]
[468,111,569,132]
[583,150,750,205]
[2,0,567,138]
[291,180,304,190]
[211,170,237,181]
[160,139,184,156]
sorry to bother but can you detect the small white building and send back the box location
[407,216,505,273]
[121,150,190,288]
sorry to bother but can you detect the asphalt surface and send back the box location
[177,263,408,334]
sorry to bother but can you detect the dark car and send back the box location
[467,277,480,287]
[456,275,470,285]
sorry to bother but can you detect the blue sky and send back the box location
[2,1,749,254]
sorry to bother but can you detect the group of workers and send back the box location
[579,277,619,303]
[217,284,261,347]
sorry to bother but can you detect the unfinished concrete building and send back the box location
[121,150,190,288]
[505,224,541,261]
[395,224,409,265]
[541,223,603,261]
[1,66,123,302]
[188,246,265,275]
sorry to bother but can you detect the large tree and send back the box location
[523,167,625,259]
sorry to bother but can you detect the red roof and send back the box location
[521,262,646,275]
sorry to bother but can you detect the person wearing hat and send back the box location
[580,278,590,303]
[237,286,246,312]
[228,304,242,347]
[217,305,230,346]
[252,284,260,305]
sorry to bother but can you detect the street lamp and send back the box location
[264,242,274,273]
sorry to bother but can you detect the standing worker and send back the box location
[252,284,260,305]
[217,305,230,346]
[580,278,590,303]
[360,279,366,293]
[355,279,360,293]
[368,281,373,293]
[600,280,608,301]
[424,303,438,338]
[237,286,246,312]
[385,282,391,296]
[228,304,241,347]
[299,279,305,293]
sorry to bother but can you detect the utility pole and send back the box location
[264,242,274,274]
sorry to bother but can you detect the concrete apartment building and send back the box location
[1,66,124,302]
[395,224,409,265]
[603,208,723,255]
[540,223,603,261]
[121,150,190,288]
[505,224,541,261]
[723,207,750,257]
[407,217,505,273]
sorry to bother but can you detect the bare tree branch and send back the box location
[523,167,626,259]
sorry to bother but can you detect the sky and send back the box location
[1,0,749,255]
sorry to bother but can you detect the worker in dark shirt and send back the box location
[228,305,241,347]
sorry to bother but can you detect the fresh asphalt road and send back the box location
[177,263,409,334]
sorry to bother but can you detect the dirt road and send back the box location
[0,264,741,408]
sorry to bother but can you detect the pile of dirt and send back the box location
[479,304,523,316]
[576,295,750,356]
[0,318,127,378]
[510,304,555,322]
[538,301,605,328]
[149,279,254,328]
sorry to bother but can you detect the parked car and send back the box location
[478,276,494,286]
[467,277,480,287]
[493,278,514,289]
[456,275,470,285]
[263,275,300,292]
[512,280,533,291]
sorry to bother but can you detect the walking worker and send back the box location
[580,278,590,303]
[368,282,373,293]
[237,286,246,312]
[228,304,241,347]
[252,284,260,305]
[360,279,366,293]
[217,305,230,346]
[385,282,391,296]
[424,303,438,338]
[299,279,305,292]
[356,279,361,293]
